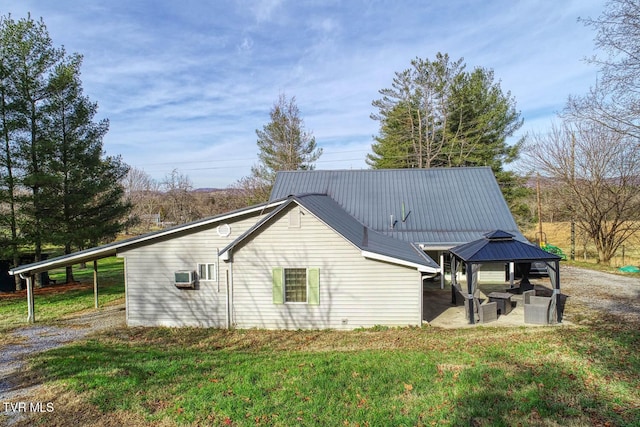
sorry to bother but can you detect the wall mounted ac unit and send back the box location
[174,270,196,289]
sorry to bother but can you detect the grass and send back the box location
[20,324,640,426]
[0,257,124,332]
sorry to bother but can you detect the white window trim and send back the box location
[197,263,217,282]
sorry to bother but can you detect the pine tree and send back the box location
[252,94,322,191]
[42,54,131,283]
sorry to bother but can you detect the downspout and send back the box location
[419,271,423,326]
[228,259,233,329]
[466,262,475,325]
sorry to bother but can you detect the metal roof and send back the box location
[9,199,287,276]
[270,167,524,246]
[221,194,439,272]
[449,230,562,263]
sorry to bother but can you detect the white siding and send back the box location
[231,205,422,330]
[478,263,507,283]
[119,215,264,327]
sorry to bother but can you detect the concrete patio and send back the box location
[422,279,564,328]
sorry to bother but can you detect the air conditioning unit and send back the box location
[174,270,196,289]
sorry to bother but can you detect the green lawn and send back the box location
[26,324,640,426]
[0,257,124,331]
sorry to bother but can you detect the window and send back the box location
[272,267,320,305]
[197,263,217,281]
[285,268,307,302]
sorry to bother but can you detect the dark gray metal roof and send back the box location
[222,194,439,272]
[449,230,562,263]
[270,167,523,246]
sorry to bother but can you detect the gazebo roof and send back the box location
[449,230,562,263]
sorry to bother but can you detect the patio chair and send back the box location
[478,301,498,323]
[524,296,551,324]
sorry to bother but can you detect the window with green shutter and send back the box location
[272,267,320,305]
[272,267,284,304]
[308,268,320,305]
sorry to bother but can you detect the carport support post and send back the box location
[93,260,99,309]
[26,275,35,323]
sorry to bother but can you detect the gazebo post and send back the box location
[554,260,561,322]
[450,256,457,304]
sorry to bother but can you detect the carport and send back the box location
[449,230,562,325]
[8,245,120,323]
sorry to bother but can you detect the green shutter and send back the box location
[272,267,284,304]
[308,268,320,305]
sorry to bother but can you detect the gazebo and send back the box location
[449,230,562,325]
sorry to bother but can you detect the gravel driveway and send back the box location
[0,304,125,403]
[558,266,640,323]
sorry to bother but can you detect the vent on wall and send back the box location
[174,270,196,289]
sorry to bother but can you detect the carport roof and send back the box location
[449,230,562,263]
[9,199,287,276]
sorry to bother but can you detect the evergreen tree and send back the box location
[251,93,322,193]
[369,53,523,172]
[5,15,63,275]
[368,53,528,220]
[0,16,22,286]
[0,15,131,285]
[42,54,131,282]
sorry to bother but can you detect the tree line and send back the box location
[0,15,131,287]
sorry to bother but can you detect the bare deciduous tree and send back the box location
[527,121,640,264]
[569,0,640,137]
[161,169,200,224]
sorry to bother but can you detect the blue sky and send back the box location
[3,0,604,188]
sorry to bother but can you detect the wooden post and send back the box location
[93,260,99,309]
[26,275,35,323]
